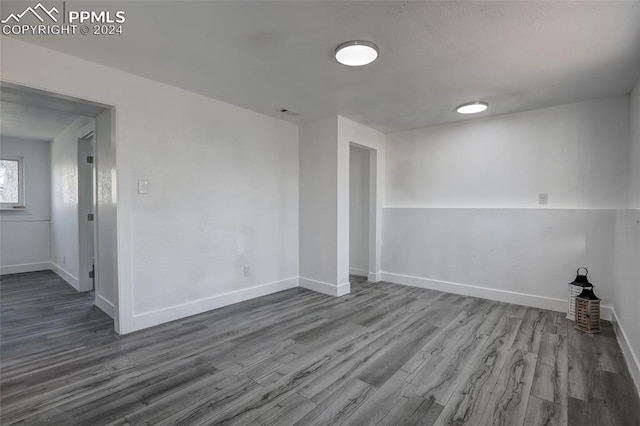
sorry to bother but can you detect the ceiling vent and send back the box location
[277,108,299,117]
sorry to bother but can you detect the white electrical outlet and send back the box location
[243,266,251,277]
[63,256,66,264]
[538,193,549,205]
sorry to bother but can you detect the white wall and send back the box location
[384,96,630,314]
[629,78,640,209]
[349,145,369,276]
[383,208,615,309]
[298,116,386,295]
[299,117,340,294]
[387,96,629,209]
[1,37,299,334]
[0,137,51,274]
[94,109,117,319]
[613,209,640,390]
[611,77,640,391]
[50,116,93,289]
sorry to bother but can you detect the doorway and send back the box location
[349,144,371,278]
[0,82,119,330]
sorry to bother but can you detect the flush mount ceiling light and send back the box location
[335,40,379,66]
[456,101,489,114]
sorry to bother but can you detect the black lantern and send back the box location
[567,267,591,320]
[569,267,591,287]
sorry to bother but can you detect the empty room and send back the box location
[1,1,639,425]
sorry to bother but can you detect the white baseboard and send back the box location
[1,262,51,275]
[336,282,350,296]
[611,308,640,396]
[379,271,612,320]
[368,271,381,283]
[95,294,114,318]
[299,277,350,297]
[349,268,368,277]
[132,277,299,331]
[50,262,80,291]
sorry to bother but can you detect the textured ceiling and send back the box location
[5,1,640,133]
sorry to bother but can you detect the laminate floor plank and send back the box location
[531,333,568,406]
[505,303,529,319]
[512,308,548,354]
[354,322,441,388]
[365,393,444,426]
[433,316,524,426]
[294,312,420,402]
[153,373,265,426]
[124,371,256,425]
[337,367,417,425]
[403,334,488,405]
[543,311,569,337]
[601,371,640,426]
[420,311,482,358]
[246,392,317,426]
[523,395,567,426]
[597,335,628,374]
[2,271,638,426]
[567,396,613,426]
[567,326,607,402]
[476,349,538,426]
[294,379,374,425]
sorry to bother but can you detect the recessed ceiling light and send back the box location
[335,40,379,67]
[456,101,488,114]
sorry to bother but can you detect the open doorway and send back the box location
[0,82,118,329]
[349,144,370,278]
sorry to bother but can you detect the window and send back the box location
[0,157,24,209]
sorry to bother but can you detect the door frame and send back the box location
[337,116,386,289]
[348,143,373,278]
[348,142,380,282]
[77,128,96,293]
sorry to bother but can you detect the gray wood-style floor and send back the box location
[1,271,639,425]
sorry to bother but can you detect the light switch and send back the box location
[138,179,149,194]
[538,193,548,205]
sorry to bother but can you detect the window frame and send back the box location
[0,156,25,210]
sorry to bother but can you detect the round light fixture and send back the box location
[335,40,379,67]
[456,101,488,114]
